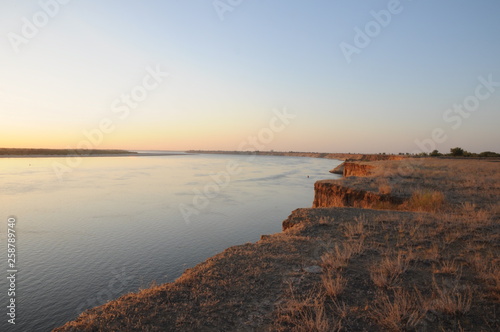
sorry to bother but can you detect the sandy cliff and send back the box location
[342,162,375,177]
[311,180,404,210]
[329,156,404,174]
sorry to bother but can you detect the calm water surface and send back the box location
[0,153,341,331]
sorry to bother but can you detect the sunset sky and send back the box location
[1,0,499,154]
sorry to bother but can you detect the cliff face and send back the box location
[330,159,398,175]
[345,154,404,161]
[342,162,375,177]
[329,163,344,174]
[312,181,404,209]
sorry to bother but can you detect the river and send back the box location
[0,152,341,331]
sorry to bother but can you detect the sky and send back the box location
[1,0,499,154]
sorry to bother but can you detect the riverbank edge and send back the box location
[52,158,397,331]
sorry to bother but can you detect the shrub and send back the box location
[406,190,445,212]
[479,151,500,157]
[450,147,465,157]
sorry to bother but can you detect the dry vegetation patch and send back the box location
[275,159,499,331]
[370,251,410,288]
[369,288,426,331]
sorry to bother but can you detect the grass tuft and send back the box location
[370,251,410,288]
[322,272,347,298]
[370,289,426,331]
[431,277,472,315]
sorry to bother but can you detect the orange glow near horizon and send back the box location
[1,123,253,151]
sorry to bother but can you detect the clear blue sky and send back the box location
[1,0,499,153]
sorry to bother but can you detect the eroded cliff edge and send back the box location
[313,161,404,212]
[311,180,404,210]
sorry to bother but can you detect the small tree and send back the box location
[430,149,441,157]
[450,147,465,157]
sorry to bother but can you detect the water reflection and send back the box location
[0,154,341,331]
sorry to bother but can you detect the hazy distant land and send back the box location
[0,148,189,158]
[0,148,137,156]
[2,148,497,160]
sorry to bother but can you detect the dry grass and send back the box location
[322,272,347,298]
[291,297,332,332]
[352,158,499,211]
[318,217,327,225]
[370,288,426,331]
[274,287,342,332]
[321,234,366,271]
[370,251,410,288]
[489,202,500,215]
[419,243,441,262]
[433,259,461,275]
[405,189,445,212]
[431,277,473,315]
[321,244,352,271]
[342,219,365,239]
[443,227,466,244]
[278,159,497,330]
[346,234,366,254]
[468,252,500,301]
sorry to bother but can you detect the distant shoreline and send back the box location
[0,148,408,161]
[187,150,406,161]
[0,148,187,159]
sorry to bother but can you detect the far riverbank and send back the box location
[0,148,187,158]
[187,150,406,161]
